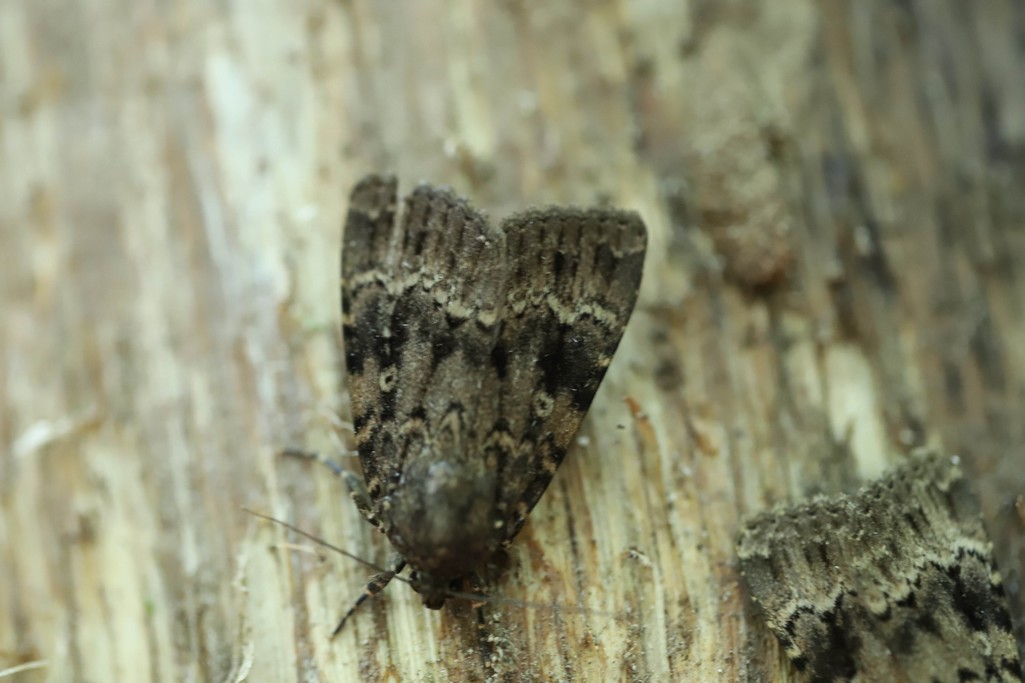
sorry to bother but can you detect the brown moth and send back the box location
[332,174,646,631]
[737,453,1023,683]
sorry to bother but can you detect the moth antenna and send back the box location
[245,508,624,628]
[279,448,348,477]
[245,508,421,636]
[243,507,408,580]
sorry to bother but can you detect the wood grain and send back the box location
[2,1,1023,680]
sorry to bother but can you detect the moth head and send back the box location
[386,458,498,579]
[408,570,457,610]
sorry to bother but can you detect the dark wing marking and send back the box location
[341,175,507,503]
[475,207,647,543]
[736,454,1023,683]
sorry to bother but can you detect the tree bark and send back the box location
[2,1,1023,680]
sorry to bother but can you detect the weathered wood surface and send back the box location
[2,1,1023,680]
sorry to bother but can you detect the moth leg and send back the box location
[463,572,490,609]
[332,555,407,636]
[280,447,346,477]
[282,448,380,528]
[341,469,379,528]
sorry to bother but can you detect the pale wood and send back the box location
[2,1,1024,681]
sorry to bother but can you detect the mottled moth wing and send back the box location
[341,175,507,506]
[737,454,1023,683]
[339,175,646,612]
[478,208,647,542]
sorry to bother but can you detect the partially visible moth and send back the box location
[737,453,1023,683]
[332,174,646,630]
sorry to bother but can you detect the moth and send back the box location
[331,174,647,631]
[736,453,1023,683]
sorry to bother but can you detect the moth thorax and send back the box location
[388,458,497,577]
